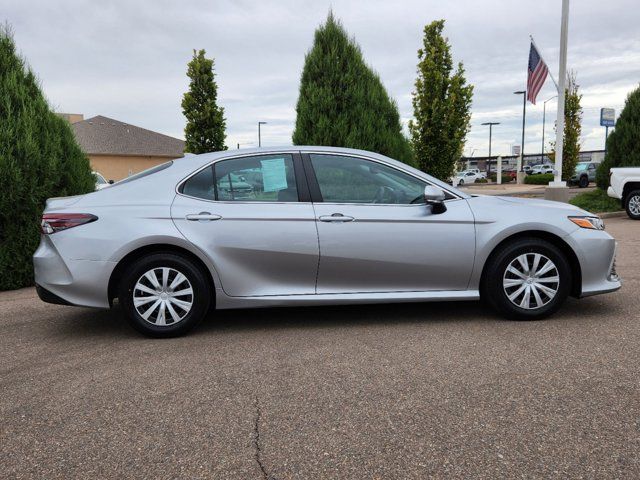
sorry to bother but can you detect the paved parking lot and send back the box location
[1,217,639,479]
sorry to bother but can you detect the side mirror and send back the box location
[424,185,447,214]
[108,180,115,184]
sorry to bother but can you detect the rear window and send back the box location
[114,161,173,186]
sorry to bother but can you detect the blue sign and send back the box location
[600,108,615,127]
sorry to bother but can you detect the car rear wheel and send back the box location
[481,238,571,320]
[578,175,589,188]
[459,179,464,185]
[625,190,640,220]
[119,253,211,337]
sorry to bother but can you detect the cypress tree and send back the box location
[596,85,640,189]
[182,49,227,153]
[409,20,473,181]
[0,25,94,290]
[292,13,413,165]
[549,72,582,181]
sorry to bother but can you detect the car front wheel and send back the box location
[625,190,640,220]
[482,238,571,320]
[578,175,589,188]
[119,253,211,337]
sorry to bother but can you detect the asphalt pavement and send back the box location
[1,217,639,479]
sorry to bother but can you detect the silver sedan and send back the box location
[34,146,621,337]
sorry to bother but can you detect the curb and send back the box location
[596,211,626,219]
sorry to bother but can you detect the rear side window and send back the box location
[214,154,298,202]
[181,166,215,200]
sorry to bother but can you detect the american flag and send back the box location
[527,42,548,104]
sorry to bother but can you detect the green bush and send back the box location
[0,26,94,290]
[524,173,555,185]
[596,86,640,189]
[489,174,513,183]
[475,177,488,183]
[569,188,622,213]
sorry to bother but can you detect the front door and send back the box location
[171,152,319,297]
[306,153,476,294]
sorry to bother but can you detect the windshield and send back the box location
[93,172,107,184]
[115,161,173,185]
[575,163,589,172]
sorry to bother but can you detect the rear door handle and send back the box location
[318,213,354,223]
[186,212,222,221]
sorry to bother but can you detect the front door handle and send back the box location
[186,212,222,221]
[318,213,354,223]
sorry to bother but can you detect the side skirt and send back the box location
[215,288,480,310]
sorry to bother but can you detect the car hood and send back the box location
[467,194,593,218]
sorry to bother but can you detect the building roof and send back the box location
[71,115,185,158]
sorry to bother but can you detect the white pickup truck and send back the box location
[607,167,640,219]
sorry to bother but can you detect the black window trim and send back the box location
[177,151,310,204]
[300,151,462,205]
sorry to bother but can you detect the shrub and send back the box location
[524,173,555,185]
[489,174,513,183]
[569,188,622,213]
[0,26,94,290]
[596,85,640,189]
[475,177,488,183]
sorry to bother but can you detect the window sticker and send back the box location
[260,158,288,192]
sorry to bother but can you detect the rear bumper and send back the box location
[33,235,114,309]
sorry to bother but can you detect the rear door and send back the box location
[304,153,476,294]
[171,152,319,297]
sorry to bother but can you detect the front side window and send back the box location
[310,154,426,204]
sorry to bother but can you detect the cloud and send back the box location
[4,0,639,155]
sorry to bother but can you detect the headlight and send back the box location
[568,216,605,230]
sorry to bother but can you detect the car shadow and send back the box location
[50,295,613,340]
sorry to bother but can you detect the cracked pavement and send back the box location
[1,217,639,479]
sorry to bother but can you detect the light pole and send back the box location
[258,121,267,147]
[481,122,500,176]
[541,95,557,163]
[514,90,526,177]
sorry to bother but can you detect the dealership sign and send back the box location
[600,108,615,127]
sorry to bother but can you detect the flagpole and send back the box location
[530,35,559,93]
[548,0,569,194]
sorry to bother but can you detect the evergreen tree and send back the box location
[182,49,227,153]
[409,20,473,181]
[596,85,640,189]
[292,12,413,164]
[549,72,582,181]
[0,25,94,290]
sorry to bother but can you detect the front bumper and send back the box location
[566,228,621,297]
[607,186,620,199]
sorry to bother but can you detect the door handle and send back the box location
[185,212,222,221]
[318,213,354,223]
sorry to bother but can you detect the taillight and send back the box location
[41,213,97,234]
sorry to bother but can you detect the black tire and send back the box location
[578,175,589,188]
[458,179,464,185]
[625,189,640,220]
[118,253,211,337]
[481,238,571,321]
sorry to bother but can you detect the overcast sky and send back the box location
[4,0,639,157]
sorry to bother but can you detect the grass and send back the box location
[569,188,622,213]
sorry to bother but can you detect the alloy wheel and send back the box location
[503,253,559,310]
[133,267,194,325]
[629,195,640,216]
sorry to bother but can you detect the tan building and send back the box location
[65,114,185,181]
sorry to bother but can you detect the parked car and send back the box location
[569,162,598,188]
[93,171,112,191]
[607,167,640,219]
[523,165,533,174]
[529,164,554,175]
[35,146,621,337]
[465,168,486,178]
[453,170,483,185]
